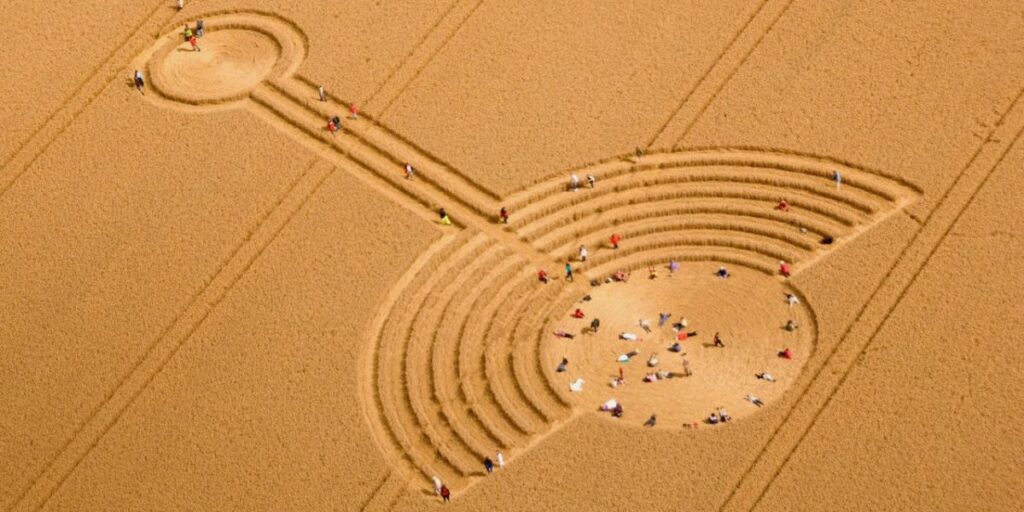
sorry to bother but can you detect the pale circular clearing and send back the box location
[546,263,814,428]
[156,29,279,102]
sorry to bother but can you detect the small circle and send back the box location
[548,263,814,427]
[154,29,279,103]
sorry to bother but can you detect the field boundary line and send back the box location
[644,0,771,148]
[8,158,337,512]
[657,0,795,149]
[376,0,486,117]
[362,0,464,108]
[719,85,1024,511]
[0,0,176,202]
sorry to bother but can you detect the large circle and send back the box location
[154,29,279,103]
[546,263,814,427]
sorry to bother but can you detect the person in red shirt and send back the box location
[327,117,338,136]
[779,347,794,359]
[610,233,622,249]
[776,199,790,212]
[538,269,549,284]
[189,34,200,51]
[349,103,359,120]
[779,260,791,277]
[572,308,585,319]
[677,330,698,341]
[499,207,509,224]
[440,485,451,502]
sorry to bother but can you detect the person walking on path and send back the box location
[570,174,580,191]
[538,269,549,284]
[195,19,205,37]
[349,103,359,120]
[578,245,588,262]
[644,414,657,427]
[786,293,800,307]
[133,70,145,94]
[189,34,200,51]
[327,117,339,136]
[779,260,791,278]
[439,208,452,225]
[404,163,415,180]
[183,25,193,42]
[658,312,671,328]
[496,451,505,470]
[556,357,568,372]
[609,233,621,250]
[484,457,494,474]
[565,262,574,282]
[440,485,451,502]
[833,169,842,190]
[317,84,326,102]
[432,476,443,495]
[590,318,600,334]
[713,332,724,347]
[499,207,509,224]
[587,174,596,188]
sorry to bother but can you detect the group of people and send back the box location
[432,451,506,502]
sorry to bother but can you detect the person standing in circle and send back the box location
[133,70,145,94]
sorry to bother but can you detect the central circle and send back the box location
[155,28,279,103]
[547,263,814,427]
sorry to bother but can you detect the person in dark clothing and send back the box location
[590,318,600,334]
[484,457,494,473]
[440,485,451,502]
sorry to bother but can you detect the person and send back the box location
[570,174,579,191]
[635,146,644,160]
[189,34,200,51]
[644,414,657,427]
[556,357,568,372]
[658,312,671,328]
[756,372,775,382]
[177,0,184,11]
[183,25,193,42]
[440,485,451,502]
[786,293,800,307]
[779,347,793,359]
[587,174,596,188]
[590,318,600,334]
[613,270,629,282]
[713,332,724,347]
[554,330,575,339]
[820,235,835,245]
[672,318,689,331]
[331,115,342,129]
[718,407,731,422]
[779,260,791,278]
[668,342,682,353]
[133,70,145,94]
[785,319,798,331]
[668,260,679,275]
[647,353,659,367]
[404,163,415,180]
[609,233,621,250]
[538,269,549,284]
[439,208,452,225]
[745,394,764,407]
[776,199,790,212]
[318,84,326,102]
[708,412,720,425]
[195,19,205,37]
[569,378,584,392]
[601,398,619,412]
[433,476,443,495]
[578,245,588,262]
[682,358,692,376]
[499,207,509,224]
[572,308,585,319]
[349,103,359,120]
[565,262,573,282]
[648,266,658,279]
[484,457,494,474]
[833,169,842,190]
[612,403,623,418]
[619,332,638,341]
[677,330,698,341]
[716,266,730,279]
[639,319,651,333]
[617,349,639,363]
[327,117,339,136]
[497,451,505,470]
